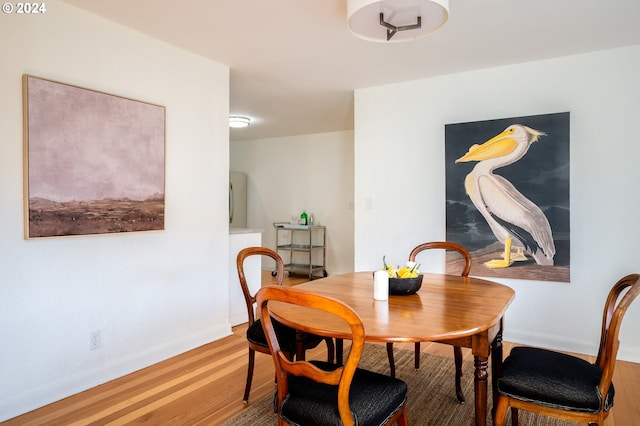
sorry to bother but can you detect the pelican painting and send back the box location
[455,124,556,268]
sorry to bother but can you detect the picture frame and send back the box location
[445,112,570,282]
[23,75,166,238]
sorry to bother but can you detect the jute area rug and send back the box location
[222,344,576,425]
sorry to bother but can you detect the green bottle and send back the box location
[300,211,308,226]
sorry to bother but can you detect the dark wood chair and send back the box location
[256,285,409,426]
[237,246,334,403]
[494,273,640,426]
[386,241,471,403]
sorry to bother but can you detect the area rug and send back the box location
[222,344,576,425]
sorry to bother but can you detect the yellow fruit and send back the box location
[397,267,418,278]
[397,267,410,278]
[386,266,396,277]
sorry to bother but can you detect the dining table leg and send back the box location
[490,319,505,421]
[472,320,504,426]
[473,354,489,426]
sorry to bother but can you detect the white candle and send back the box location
[373,270,389,301]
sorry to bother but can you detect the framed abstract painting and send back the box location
[23,75,166,238]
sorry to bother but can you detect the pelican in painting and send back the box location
[455,124,555,268]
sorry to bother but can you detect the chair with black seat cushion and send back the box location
[494,273,640,426]
[386,241,471,403]
[237,246,334,403]
[256,285,408,426]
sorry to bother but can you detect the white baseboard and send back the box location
[504,329,640,363]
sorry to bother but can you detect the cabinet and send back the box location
[273,223,327,280]
[229,228,262,326]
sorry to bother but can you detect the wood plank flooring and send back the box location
[2,272,639,425]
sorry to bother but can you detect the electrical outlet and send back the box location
[89,330,101,350]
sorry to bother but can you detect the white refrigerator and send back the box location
[229,171,247,228]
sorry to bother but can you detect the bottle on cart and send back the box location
[309,214,314,225]
[300,211,308,226]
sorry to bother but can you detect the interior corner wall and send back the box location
[0,1,231,420]
[353,46,640,362]
[230,131,355,275]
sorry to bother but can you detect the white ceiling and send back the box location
[62,0,640,141]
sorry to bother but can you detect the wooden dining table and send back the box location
[268,271,515,426]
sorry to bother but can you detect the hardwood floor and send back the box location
[3,272,639,425]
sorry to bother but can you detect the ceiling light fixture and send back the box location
[229,115,251,128]
[347,0,449,42]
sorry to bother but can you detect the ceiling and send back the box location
[62,0,640,141]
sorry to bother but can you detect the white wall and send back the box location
[354,46,640,362]
[230,131,354,275]
[0,1,231,420]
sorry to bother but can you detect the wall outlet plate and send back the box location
[89,330,102,350]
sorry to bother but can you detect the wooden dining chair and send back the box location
[386,241,471,403]
[494,273,640,426]
[237,246,334,403]
[256,285,409,426]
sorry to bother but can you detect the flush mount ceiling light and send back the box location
[229,115,251,128]
[347,0,449,42]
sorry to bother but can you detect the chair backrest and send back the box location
[255,286,365,426]
[237,246,285,326]
[408,241,471,277]
[594,273,640,404]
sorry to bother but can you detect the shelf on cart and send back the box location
[274,223,325,230]
[284,263,325,270]
[276,244,324,250]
